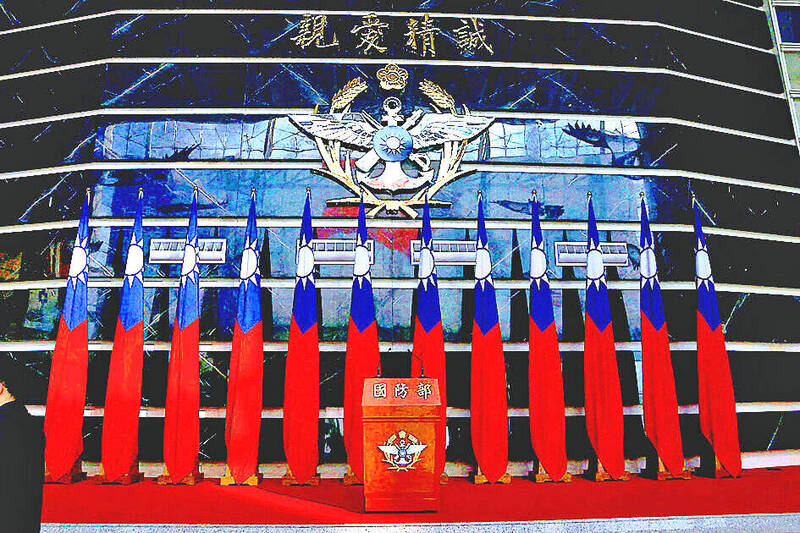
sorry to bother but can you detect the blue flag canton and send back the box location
[473,198,499,335]
[529,281,555,332]
[292,193,317,334]
[639,199,665,330]
[62,195,91,330]
[292,280,317,333]
[300,194,314,244]
[585,198,611,331]
[350,278,377,332]
[350,197,376,333]
[474,282,500,335]
[416,279,442,333]
[586,283,612,331]
[529,199,555,331]
[416,198,442,333]
[694,204,722,330]
[119,195,145,331]
[177,195,200,330]
[697,281,722,330]
[640,281,666,330]
[236,197,262,334]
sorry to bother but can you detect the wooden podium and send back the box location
[362,377,442,512]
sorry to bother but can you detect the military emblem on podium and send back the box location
[378,430,428,471]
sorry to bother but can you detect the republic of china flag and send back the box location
[162,189,202,484]
[224,190,264,485]
[44,189,92,482]
[583,194,626,480]
[101,188,145,483]
[411,196,447,478]
[693,197,741,477]
[470,192,509,483]
[639,196,685,477]
[283,189,321,484]
[527,193,568,482]
[343,196,381,483]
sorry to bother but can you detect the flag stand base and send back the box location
[342,465,363,486]
[156,468,204,486]
[92,465,144,485]
[651,458,691,481]
[473,468,512,485]
[220,465,260,486]
[711,457,738,479]
[281,466,320,486]
[533,463,572,483]
[696,455,738,479]
[592,461,630,482]
[45,462,86,484]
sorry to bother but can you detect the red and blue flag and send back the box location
[583,195,625,479]
[163,189,201,483]
[101,188,145,482]
[44,190,92,482]
[225,190,264,485]
[527,194,567,482]
[284,189,321,484]
[470,193,508,483]
[343,196,381,482]
[411,197,447,478]
[639,197,685,476]
[693,199,741,477]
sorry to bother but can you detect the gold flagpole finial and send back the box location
[587,191,592,199]
[137,187,144,199]
[532,189,538,202]
[306,187,312,200]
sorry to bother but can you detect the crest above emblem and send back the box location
[377,63,409,91]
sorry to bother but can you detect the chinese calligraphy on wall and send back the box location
[288,13,495,58]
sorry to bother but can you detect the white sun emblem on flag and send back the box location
[180,240,199,287]
[586,237,605,289]
[67,234,89,288]
[695,239,713,289]
[530,240,548,288]
[418,242,436,290]
[124,232,145,287]
[475,237,493,289]
[640,244,658,289]
[240,235,260,287]
[353,233,371,287]
[296,233,315,287]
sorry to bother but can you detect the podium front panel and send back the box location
[362,378,442,512]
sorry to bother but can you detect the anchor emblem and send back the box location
[351,96,434,191]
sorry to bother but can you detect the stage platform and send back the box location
[40,466,800,532]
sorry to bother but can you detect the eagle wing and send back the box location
[288,114,376,150]
[410,114,494,150]
[377,445,399,455]
[406,444,428,455]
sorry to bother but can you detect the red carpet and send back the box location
[43,467,800,524]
